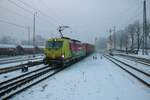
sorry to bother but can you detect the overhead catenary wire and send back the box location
[16,0,38,11]
[123,0,150,30]
[0,6,32,21]
[38,0,64,24]
[0,19,27,29]
[8,0,62,34]
[7,0,33,14]
[116,0,144,29]
[6,0,56,36]
[125,0,150,25]
[126,6,143,24]
[16,0,62,25]
[118,0,142,17]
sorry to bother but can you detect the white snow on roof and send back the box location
[0,44,44,49]
[20,45,34,49]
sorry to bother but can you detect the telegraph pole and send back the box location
[109,29,113,55]
[95,37,98,52]
[143,0,148,55]
[33,12,37,46]
[27,26,30,45]
[113,26,116,50]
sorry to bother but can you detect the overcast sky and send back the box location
[0,0,150,43]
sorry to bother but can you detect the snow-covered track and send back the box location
[0,60,43,74]
[0,55,91,99]
[0,65,61,100]
[0,56,43,65]
[115,54,150,66]
[0,54,44,61]
[104,55,150,88]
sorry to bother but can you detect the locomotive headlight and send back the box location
[61,54,65,58]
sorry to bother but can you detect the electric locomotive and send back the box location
[44,37,86,66]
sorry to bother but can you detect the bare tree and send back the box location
[96,37,107,51]
[35,35,46,46]
[115,30,127,51]
[21,35,46,46]
[132,21,141,54]
[126,24,135,51]
[0,35,17,44]
[147,21,150,50]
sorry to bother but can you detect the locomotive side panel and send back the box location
[69,42,86,59]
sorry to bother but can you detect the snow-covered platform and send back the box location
[12,53,150,100]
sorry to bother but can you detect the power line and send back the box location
[16,0,61,25]
[7,0,33,14]
[7,0,56,33]
[122,2,143,26]
[10,0,60,30]
[39,0,64,24]
[0,6,32,21]
[118,1,142,16]
[16,0,37,11]
[0,18,27,29]
[126,7,142,23]
[125,0,150,25]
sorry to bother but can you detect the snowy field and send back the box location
[11,53,150,100]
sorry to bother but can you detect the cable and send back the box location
[120,1,143,27]
[16,0,37,11]
[7,0,33,14]
[38,0,64,24]
[0,6,32,20]
[7,0,57,33]
[12,0,61,31]
[16,0,61,25]
[118,1,142,16]
[0,19,27,29]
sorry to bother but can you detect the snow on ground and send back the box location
[0,64,46,82]
[0,54,44,61]
[114,56,150,73]
[12,53,150,100]
[113,50,150,59]
[0,54,44,65]
[0,57,44,69]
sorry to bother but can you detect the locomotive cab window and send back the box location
[46,41,63,49]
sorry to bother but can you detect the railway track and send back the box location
[0,54,44,61]
[104,55,150,88]
[0,56,44,65]
[0,56,79,99]
[0,60,43,74]
[115,54,150,66]
[0,64,64,100]
[0,54,90,99]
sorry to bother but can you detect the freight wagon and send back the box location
[0,44,44,56]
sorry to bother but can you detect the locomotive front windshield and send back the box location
[46,41,63,49]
